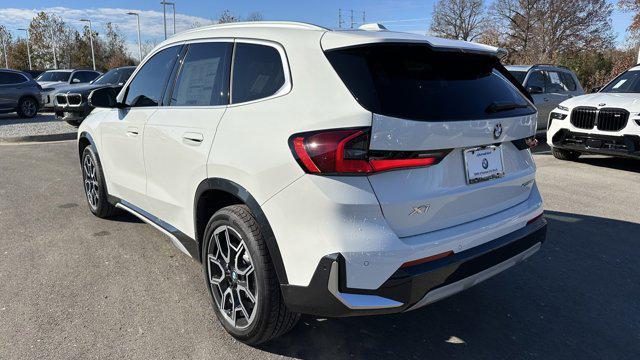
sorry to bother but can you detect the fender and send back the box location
[78,131,97,160]
[194,178,289,285]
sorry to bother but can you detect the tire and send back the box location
[16,97,38,118]
[202,205,300,345]
[552,147,581,161]
[81,145,118,218]
[66,119,82,127]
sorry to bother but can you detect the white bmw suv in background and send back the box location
[78,22,547,345]
[548,65,640,161]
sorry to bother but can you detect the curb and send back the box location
[0,132,76,144]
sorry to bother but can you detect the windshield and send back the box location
[93,67,135,85]
[601,70,640,93]
[325,44,534,121]
[36,71,71,82]
[509,70,527,85]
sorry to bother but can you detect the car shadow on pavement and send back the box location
[0,113,58,126]
[260,211,640,359]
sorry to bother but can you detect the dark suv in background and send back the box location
[507,64,584,131]
[0,69,41,118]
[54,66,136,126]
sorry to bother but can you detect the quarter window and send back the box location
[170,42,232,106]
[232,43,285,103]
[125,46,181,107]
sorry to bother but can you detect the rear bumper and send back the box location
[281,216,547,317]
[551,129,640,159]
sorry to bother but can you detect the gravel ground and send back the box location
[0,112,76,139]
[0,141,638,359]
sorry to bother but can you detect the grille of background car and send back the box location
[67,94,82,106]
[597,109,629,131]
[570,107,597,129]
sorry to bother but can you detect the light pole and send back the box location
[80,19,96,70]
[18,28,32,70]
[126,12,143,63]
[49,27,58,69]
[1,35,7,68]
[161,1,176,37]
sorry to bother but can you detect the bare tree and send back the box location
[218,10,240,24]
[430,0,486,41]
[245,12,264,22]
[490,0,614,63]
[619,0,640,40]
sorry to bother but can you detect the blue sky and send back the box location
[0,0,634,54]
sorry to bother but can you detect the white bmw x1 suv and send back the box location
[78,22,547,344]
[547,65,640,161]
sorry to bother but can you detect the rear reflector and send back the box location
[401,250,454,268]
[289,128,448,175]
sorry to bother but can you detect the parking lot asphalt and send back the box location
[0,140,638,360]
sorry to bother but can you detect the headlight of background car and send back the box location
[556,105,570,112]
[550,112,568,120]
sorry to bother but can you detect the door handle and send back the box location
[182,132,204,143]
[126,126,139,136]
[543,98,549,102]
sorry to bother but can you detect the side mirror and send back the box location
[89,87,122,108]
[589,86,601,93]
[526,86,544,94]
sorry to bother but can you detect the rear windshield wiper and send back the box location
[486,101,531,114]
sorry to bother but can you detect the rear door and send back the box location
[143,40,232,236]
[325,44,537,238]
[0,72,28,109]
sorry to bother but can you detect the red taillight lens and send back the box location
[290,128,447,175]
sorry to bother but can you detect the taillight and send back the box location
[289,128,450,175]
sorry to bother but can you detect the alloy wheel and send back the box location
[83,155,99,209]
[207,225,258,330]
[21,99,37,117]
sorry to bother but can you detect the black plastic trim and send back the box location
[281,217,547,317]
[194,178,289,284]
[552,129,640,159]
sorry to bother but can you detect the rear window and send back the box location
[325,44,534,121]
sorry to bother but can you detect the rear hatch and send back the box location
[324,42,538,238]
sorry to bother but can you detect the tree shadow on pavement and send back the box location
[260,211,640,360]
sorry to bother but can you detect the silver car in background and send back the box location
[507,64,584,131]
[0,69,41,118]
[37,69,101,109]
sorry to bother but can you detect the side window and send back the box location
[526,71,547,92]
[71,71,91,83]
[232,43,286,103]
[125,46,181,107]
[170,42,232,106]
[0,72,27,85]
[546,71,569,93]
[559,72,578,91]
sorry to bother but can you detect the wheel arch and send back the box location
[78,131,96,161]
[194,178,289,285]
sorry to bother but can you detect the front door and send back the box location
[526,70,554,129]
[143,41,233,237]
[100,45,182,208]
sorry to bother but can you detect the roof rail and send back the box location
[177,21,329,37]
[531,63,570,70]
